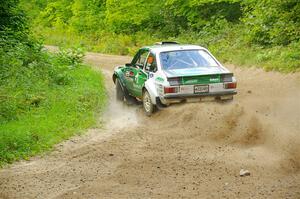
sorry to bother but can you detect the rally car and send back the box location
[112,42,237,116]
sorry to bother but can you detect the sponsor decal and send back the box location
[133,84,141,89]
[155,77,164,82]
[125,71,130,77]
[209,78,219,82]
[185,79,198,84]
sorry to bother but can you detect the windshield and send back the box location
[160,50,219,70]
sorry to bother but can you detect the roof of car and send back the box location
[142,44,206,54]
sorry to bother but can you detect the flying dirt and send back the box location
[0,50,299,198]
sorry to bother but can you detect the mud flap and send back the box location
[118,81,138,105]
[124,89,138,105]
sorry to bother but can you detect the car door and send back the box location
[123,49,149,97]
[131,50,149,97]
[131,52,157,97]
[133,52,158,98]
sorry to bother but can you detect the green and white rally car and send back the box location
[113,42,237,115]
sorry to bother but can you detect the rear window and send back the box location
[160,50,219,70]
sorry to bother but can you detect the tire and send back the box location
[115,78,124,101]
[143,90,155,116]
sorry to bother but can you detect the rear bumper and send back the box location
[163,91,237,99]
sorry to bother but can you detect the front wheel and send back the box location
[143,90,155,116]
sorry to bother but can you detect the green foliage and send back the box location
[0,63,106,165]
[58,47,85,66]
[0,0,27,32]
[0,0,106,165]
[242,0,300,46]
[106,0,167,34]
[19,0,300,72]
[0,45,107,165]
[38,0,72,29]
[165,0,242,31]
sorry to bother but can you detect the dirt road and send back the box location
[1,51,300,199]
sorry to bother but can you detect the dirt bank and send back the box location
[0,52,299,199]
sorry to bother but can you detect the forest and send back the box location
[0,0,299,165]
[21,0,300,72]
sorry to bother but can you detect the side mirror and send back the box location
[125,63,132,67]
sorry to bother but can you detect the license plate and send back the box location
[194,85,209,94]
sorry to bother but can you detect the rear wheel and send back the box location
[115,78,124,101]
[143,90,155,116]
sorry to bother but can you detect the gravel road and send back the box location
[0,50,300,199]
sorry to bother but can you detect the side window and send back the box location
[137,51,148,66]
[132,50,149,68]
[145,53,157,72]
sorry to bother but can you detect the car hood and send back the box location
[163,66,230,77]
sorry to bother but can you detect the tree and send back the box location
[243,0,300,45]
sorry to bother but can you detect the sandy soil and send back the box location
[0,50,300,199]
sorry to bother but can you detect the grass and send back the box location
[0,64,106,166]
[34,28,156,55]
[207,41,300,73]
[36,27,300,73]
